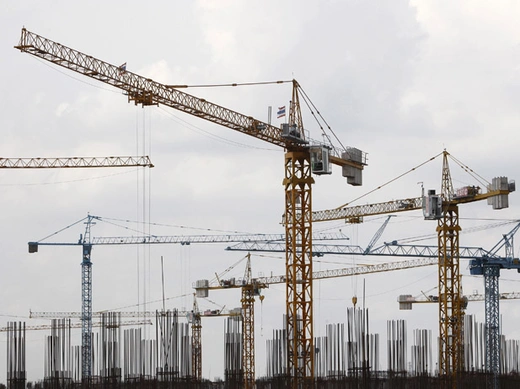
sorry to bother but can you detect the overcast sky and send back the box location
[1,0,520,382]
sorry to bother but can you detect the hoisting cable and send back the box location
[337,151,444,209]
[297,84,346,150]
[101,293,193,312]
[166,80,292,88]
[36,216,89,242]
[447,153,491,188]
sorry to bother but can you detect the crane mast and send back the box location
[16,28,367,388]
[241,254,257,389]
[437,154,463,378]
[81,216,94,380]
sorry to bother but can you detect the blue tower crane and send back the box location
[27,214,348,381]
[468,222,520,386]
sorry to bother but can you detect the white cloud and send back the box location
[55,102,69,117]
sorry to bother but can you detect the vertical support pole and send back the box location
[437,204,464,384]
[484,265,500,389]
[284,150,314,388]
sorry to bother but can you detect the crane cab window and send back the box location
[310,146,332,175]
[281,123,307,143]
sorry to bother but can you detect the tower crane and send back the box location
[310,150,515,381]
[29,214,345,382]
[193,251,463,387]
[16,28,368,387]
[467,222,520,384]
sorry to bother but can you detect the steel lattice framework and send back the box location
[226,241,495,260]
[241,285,256,389]
[0,156,153,168]
[484,265,500,382]
[437,205,463,378]
[311,197,422,223]
[81,216,94,380]
[284,151,314,386]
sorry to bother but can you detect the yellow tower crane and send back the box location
[311,150,514,383]
[15,28,367,388]
[195,252,456,387]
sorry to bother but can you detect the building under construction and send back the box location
[5,308,520,389]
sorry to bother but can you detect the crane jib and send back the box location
[15,28,293,150]
[15,28,365,169]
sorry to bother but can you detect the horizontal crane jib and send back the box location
[33,232,348,246]
[217,257,439,286]
[15,28,293,150]
[311,197,423,223]
[226,241,494,259]
[0,156,153,168]
[90,234,292,245]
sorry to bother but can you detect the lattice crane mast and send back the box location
[310,150,515,381]
[16,28,368,388]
